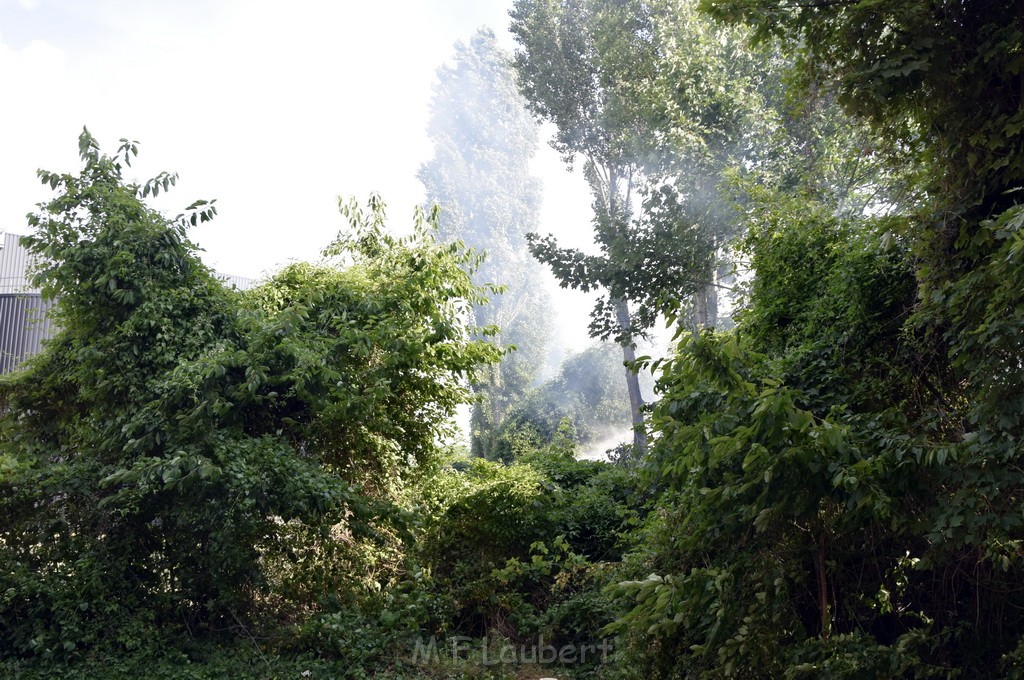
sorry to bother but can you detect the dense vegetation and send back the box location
[2,0,1024,677]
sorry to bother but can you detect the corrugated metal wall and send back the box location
[0,232,51,372]
[0,232,39,295]
[0,294,54,373]
[217,273,256,290]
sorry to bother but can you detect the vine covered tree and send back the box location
[0,130,500,655]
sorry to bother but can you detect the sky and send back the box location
[0,0,604,351]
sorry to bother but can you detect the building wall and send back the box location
[0,294,54,373]
[0,231,39,295]
[0,232,49,371]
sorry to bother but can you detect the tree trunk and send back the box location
[470,342,504,459]
[693,261,718,328]
[615,297,648,452]
[814,535,831,639]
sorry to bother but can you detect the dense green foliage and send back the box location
[601,1,1024,677]
[0,132,500,669]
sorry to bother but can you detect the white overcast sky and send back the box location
[0,0,607,351]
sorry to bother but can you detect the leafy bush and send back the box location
[407,440,642,675]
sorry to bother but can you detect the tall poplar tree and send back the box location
[419,28,553,458]
[510,0,761,450]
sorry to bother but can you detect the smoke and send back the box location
[578,427,633,461]
[528,132,600,368]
